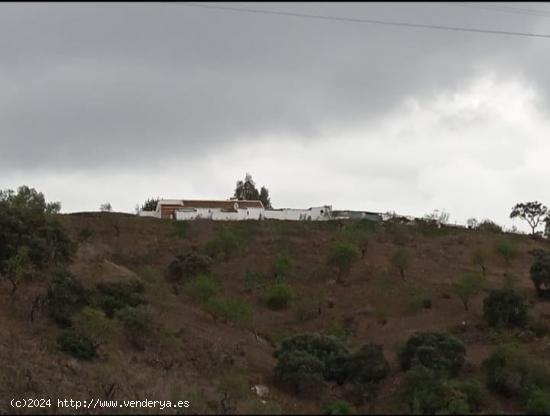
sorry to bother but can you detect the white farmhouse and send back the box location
[138,199,333,221]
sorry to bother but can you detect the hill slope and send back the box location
[2,213,550,414]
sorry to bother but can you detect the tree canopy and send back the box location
[233,173,273,208]
[510,201,548,235]
[0,186,74,294]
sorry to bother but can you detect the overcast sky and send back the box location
[2,2,550,231]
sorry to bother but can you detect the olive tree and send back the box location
[452,272,484,311]
[327,242,360,284]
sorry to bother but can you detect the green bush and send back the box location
[495,240,518,265]
[274,350,324,394]
[527,389,550,415]
[477,219,503,233]
[115,306,152,334]
[47,270,89,327]
[274,333,389,390]
[483,289,528,329]
[263,282,294,310]
[204,229,239,261]
[421,298,432,309]
[451,378,487,412]
[273,254,291,278]
[72,307,114,346]
[530,252,550,297]
[404,366,481,414]
[327,242,360,281]
[399,332,466,376]
[165,251,211,283]
[404,366,454,414]
[203,297,252,326]
[57,329,96,360]
[275,333,349,383]
[276,333,349,366]
[324,400,355,415]
[95,279,146,317]
[483,344,550,404]
[184,274,221,303]
[0,186,75,294]
[346,343,390,384]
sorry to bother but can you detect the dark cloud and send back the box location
[1,2,549,172]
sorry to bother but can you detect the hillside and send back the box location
[2,213,550,414]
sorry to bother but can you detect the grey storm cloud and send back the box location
[1,2,549,173]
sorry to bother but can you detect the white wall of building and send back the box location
[142,202,334,222]
[138,210,161,218]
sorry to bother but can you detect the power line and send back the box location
[445,2,550,18]
[181,2,550,39]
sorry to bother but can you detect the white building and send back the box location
[138,199,333,221]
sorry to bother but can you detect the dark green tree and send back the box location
[399,332,466,376]
[483,289,528,328]
[140,197,159,211]
[234,173,260,201]
[327,242,360,284]
[0,186,74,295]
[273,350,325,394]
[259,186,272,209]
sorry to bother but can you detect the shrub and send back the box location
[115,306,152,334]
[399,332,466,376]
[477,219,502,233]
[276,333,349,365]
[452,272,484,311]
[452,378,487,412]
[421,298,432,309]
[527,389,550,415]
[173,221,188,239]
[204,229,239,261]
[165,251,211,283]
[346,344,390,385]
[404,366,455,415]
[57,329,96,360]
[72,307,114,346]
[327,242,360,282]
[324,400,355,415]
[263,282,294,310]
[530,252,550,297]
[496,240,518,265]
[95,279,146,317]
[273,350,325,394]
[273,254,291,278]
[0,186,75,295]
[483,289,528,329]
[184,274,221,303]
[275,333,350,383]
[203,297,252,326]
[483,344,550,403]
[390,247,412,280]
[47,270,89,327]
[404,367,482,414]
